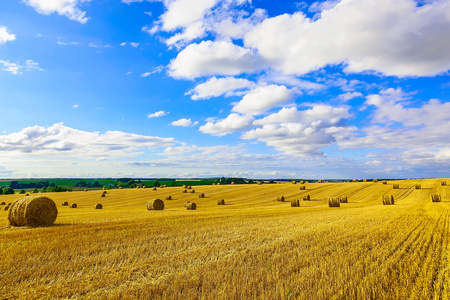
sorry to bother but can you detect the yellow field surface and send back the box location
[1,179,449,299]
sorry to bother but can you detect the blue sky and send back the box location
[0,0,449,179]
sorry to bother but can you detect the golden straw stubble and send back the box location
[8,196,58,227]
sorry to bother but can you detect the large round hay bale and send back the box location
[95,203,103,209]
[71,203,77,208]
[62,201,69,206]
[8,196,58,227]
[186,202,197,210]
[147,199,164,210]
[217,199,225,205]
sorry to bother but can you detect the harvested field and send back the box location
[0,179,449,299]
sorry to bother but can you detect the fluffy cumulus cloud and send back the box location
[186,76,256,100]
[168,40,265,79]
[171,118,196,127]
[0,123,176,160]
[199,113,254,136]
[24,0,90,24]
[147,110,168,118]
[0,59,43,75]
[341,88,450,155]
[242,105,353,156]
[244,0,450,77]
[0,27,16,44]
[232,84,293,115]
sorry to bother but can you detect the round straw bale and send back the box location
[300,181,304,184]
[119,187,123,189]
[318,180,323,183]
[441,181,447,186]
[147,199,164,210]
[184,201,191,207]
[84,189,88,192]
[217,183,220,185]
[183,185,187,188]
[190,190,196,193]
[339,196,348,203]
[302,195,310,201]
[291,199,300,207]
[292,181,297,184]
[62,201,69,206]
[95,203,103,209]
[186,202,196,210]
[328,197,340,207]
[217,199,225,205]
[101,193,106,197]
[393,184,399,189]
[4,205,9,211]
[373,179,378,183]
[103,191,107,194]
[382,180,387,184]
[8,196,58,227]
[166,195,172,200]
[299,186,306,190]
[352,179,357,182]
[1,202,6,205]
[415,184,421,189]
[363,179,367,182]
[25,193,29,196]
[199,193,205,198]
[182,189,187,193]
[71,203,77,208]
[153,187,157,191]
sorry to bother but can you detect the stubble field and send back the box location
[1,179,449,299]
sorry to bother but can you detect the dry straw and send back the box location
[303,195,310,201]
[186,202,197,210]
[71,203,77,208]
[3,206,9,211]
[382,195,395,205]
[441,181,447,186]
[190,190,196,193]
[257,181,262,185]
[217,199,225,205]
[95,203,103,209]
[328,198,340,207]
[318,180,323,183]
[431,194,442,202]
[382,180,387,184]
[353,179,357,182]
[147,199,164,210]
[8,196,58,227]
[292,181,297,184]
[231,182,235,185]
[393,184,399,189]
[373,179,378,183]
[291,199,300,207]
[300,181,304,184]
[300,186,306,190]
[1,202,6,205]
[277,196,285,202]
[415,184,421,189]
[166,196,172,200]
[339,196,348,203]
[62,201,69,206]
[199,193,205,198]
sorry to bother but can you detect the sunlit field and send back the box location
[1,179,449,299]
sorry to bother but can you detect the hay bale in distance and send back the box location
[382,180,387,185]
[217,199,225,205]
[70,203,77,208]
[199,193,205,198]
[231,182,235,185]
[62,201,69,206]
[328,198,340,207]
[182,189,187,193]
[257,181,262,185]
[415,184,421,189]
[184,201,191,208]
[300,181,304,184]
[299,186,306,190]
[101,193,106,197]
[291,199,300,207]
[166,195,172,200]
[431,194,442,202]
[186,202,197,210]
[318,180,323,183]
[147,199,164,211]
[103,191,107,194]
[382,195,395,205]
[441,181,447,186]
[393,184,399,189]
[153,187,157,191]
[363,179,367,182]
[95,203,103,209]
[8,196,58,227]
[4,205,9,211]
[292,181,297,184]
[373,179,378,183]
[352,179,358,182]
[339,196,348,203]
[84,189,88,192]
[1,202,6,205]
[190,190,196,193]
[302,195,310,201]
[277,196,285,202]
[119,187,123,189]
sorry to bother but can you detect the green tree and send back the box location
[153,180,160,187]
[3,187,14,194]
[19,189,26,194]
[127,180,136,187]
[40,187,47,193]
[32,188,38,193]
[0,187,3,195]
[220,177,226,185]
[117,181,123,188]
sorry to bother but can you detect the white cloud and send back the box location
[187,76,256,100]
[232,84,292,116]
[0,123,176,159]
[0,60,43,75]
[199,113,254,136]
[0,27,16,44]
[130,42,139,47]
[57,41,82,46]
[120,42,127,46]
[140,65,165,77]
[24,0,90,24]
[244,0,450,77]
[338,92,363,101]
[171,118,193,127]
[168,40,265,79]
[147,110,168,118]
[242,105,353,156]
[73,104,79,108]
